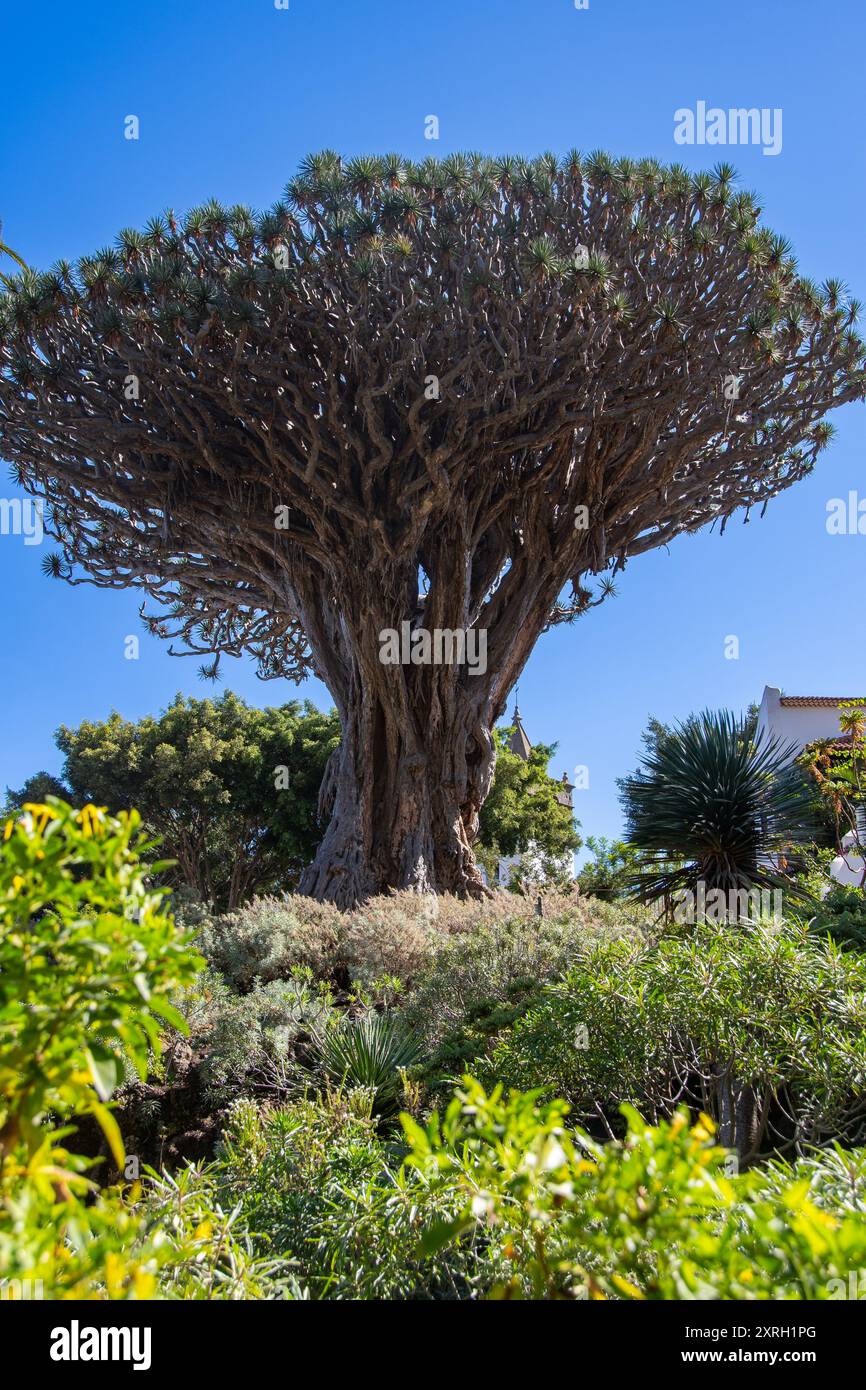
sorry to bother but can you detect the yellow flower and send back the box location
[76,804,107,838]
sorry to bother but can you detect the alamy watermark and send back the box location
[673,881,784,925]
[0,496,43,545]
[674,102,782,156]
[1,1276,44,1300]
[826,491,866,535]
[50,1320,152,1371]
[378,623,487,676]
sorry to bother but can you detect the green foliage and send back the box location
[488,921,866,1159]
[402,1079,866,1299]
[807,883,866,950]
[141,1162,302,1300]
[206,1091,485,1299]
[620,708,814,909]
[188,971,333,1103]
[477,725,580,887]
[576,835,640,900]
[150,1078,866,1301]
[198,895,341,991]
[54,694,340,910]
[0,798,232,1299]
[0,799,201,1157]
[197,886,622,997]
[2,770,71,814]
[403,899,646,1091]
[314,1012,422,1115]
[800,699,866,853]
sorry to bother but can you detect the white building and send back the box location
[755,686,858,756]
[755,686,865,887]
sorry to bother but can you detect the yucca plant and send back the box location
[621,709,815,915]
[315,1011,421,1115]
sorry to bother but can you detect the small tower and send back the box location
[556,770,574,809]
[508,703,533,761]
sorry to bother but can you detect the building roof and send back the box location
[779,696,859,708]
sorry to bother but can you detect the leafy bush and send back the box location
[761,1142,866,1217]
[197,895,341,990]
[402,901,646,1088]
[402,1079,866,1300]
[198,887,633,994]
[0,799,201,1163]
[807,884,866,950]
[187,970,333,1103]
[0,799,264,1298]
[208,1091,486,1299]
[488,921,866,1160]
[165,1078,866,1301]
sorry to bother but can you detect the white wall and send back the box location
[756,686,846,759]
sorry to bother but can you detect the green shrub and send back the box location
[488,921,866,1160]
[402,901,646,1088]
[186,969,333,1102]
[208,1091,487,1299]
[807,884,866,950]
[198,895,341,990]
[0,799,276,1298]
[197,888,640,996]
[166,1078,866,1301]
[402,1078,866,1299]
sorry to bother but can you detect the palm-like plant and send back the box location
[621,709,814,912]
[0,223,27,289]
[314,1011,421,1115]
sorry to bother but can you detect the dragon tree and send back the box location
[1,151,863,904]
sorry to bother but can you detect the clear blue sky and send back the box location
[2,0,864,855]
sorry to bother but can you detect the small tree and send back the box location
[2,152,863,902]
[53,694,340,910]
[3,770,71,811]
[576,835,640,901]
[476,725,580,887]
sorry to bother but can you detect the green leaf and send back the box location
[415,1215,473,1257]
[85,1044,121,1102]
[89,1099,125,1170]
[148,995,189,1033]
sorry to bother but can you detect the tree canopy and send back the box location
[47,694,339,911]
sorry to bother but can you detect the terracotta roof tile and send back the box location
[779,696,859,708]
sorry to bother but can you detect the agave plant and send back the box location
[314,1011,421,1115]
[620,708,814,915]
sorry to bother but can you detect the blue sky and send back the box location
[1,0,864,855]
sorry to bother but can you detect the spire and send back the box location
[508,702,532,760]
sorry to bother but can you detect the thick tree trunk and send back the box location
[298,666,496,907]
[291,518,564,906]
